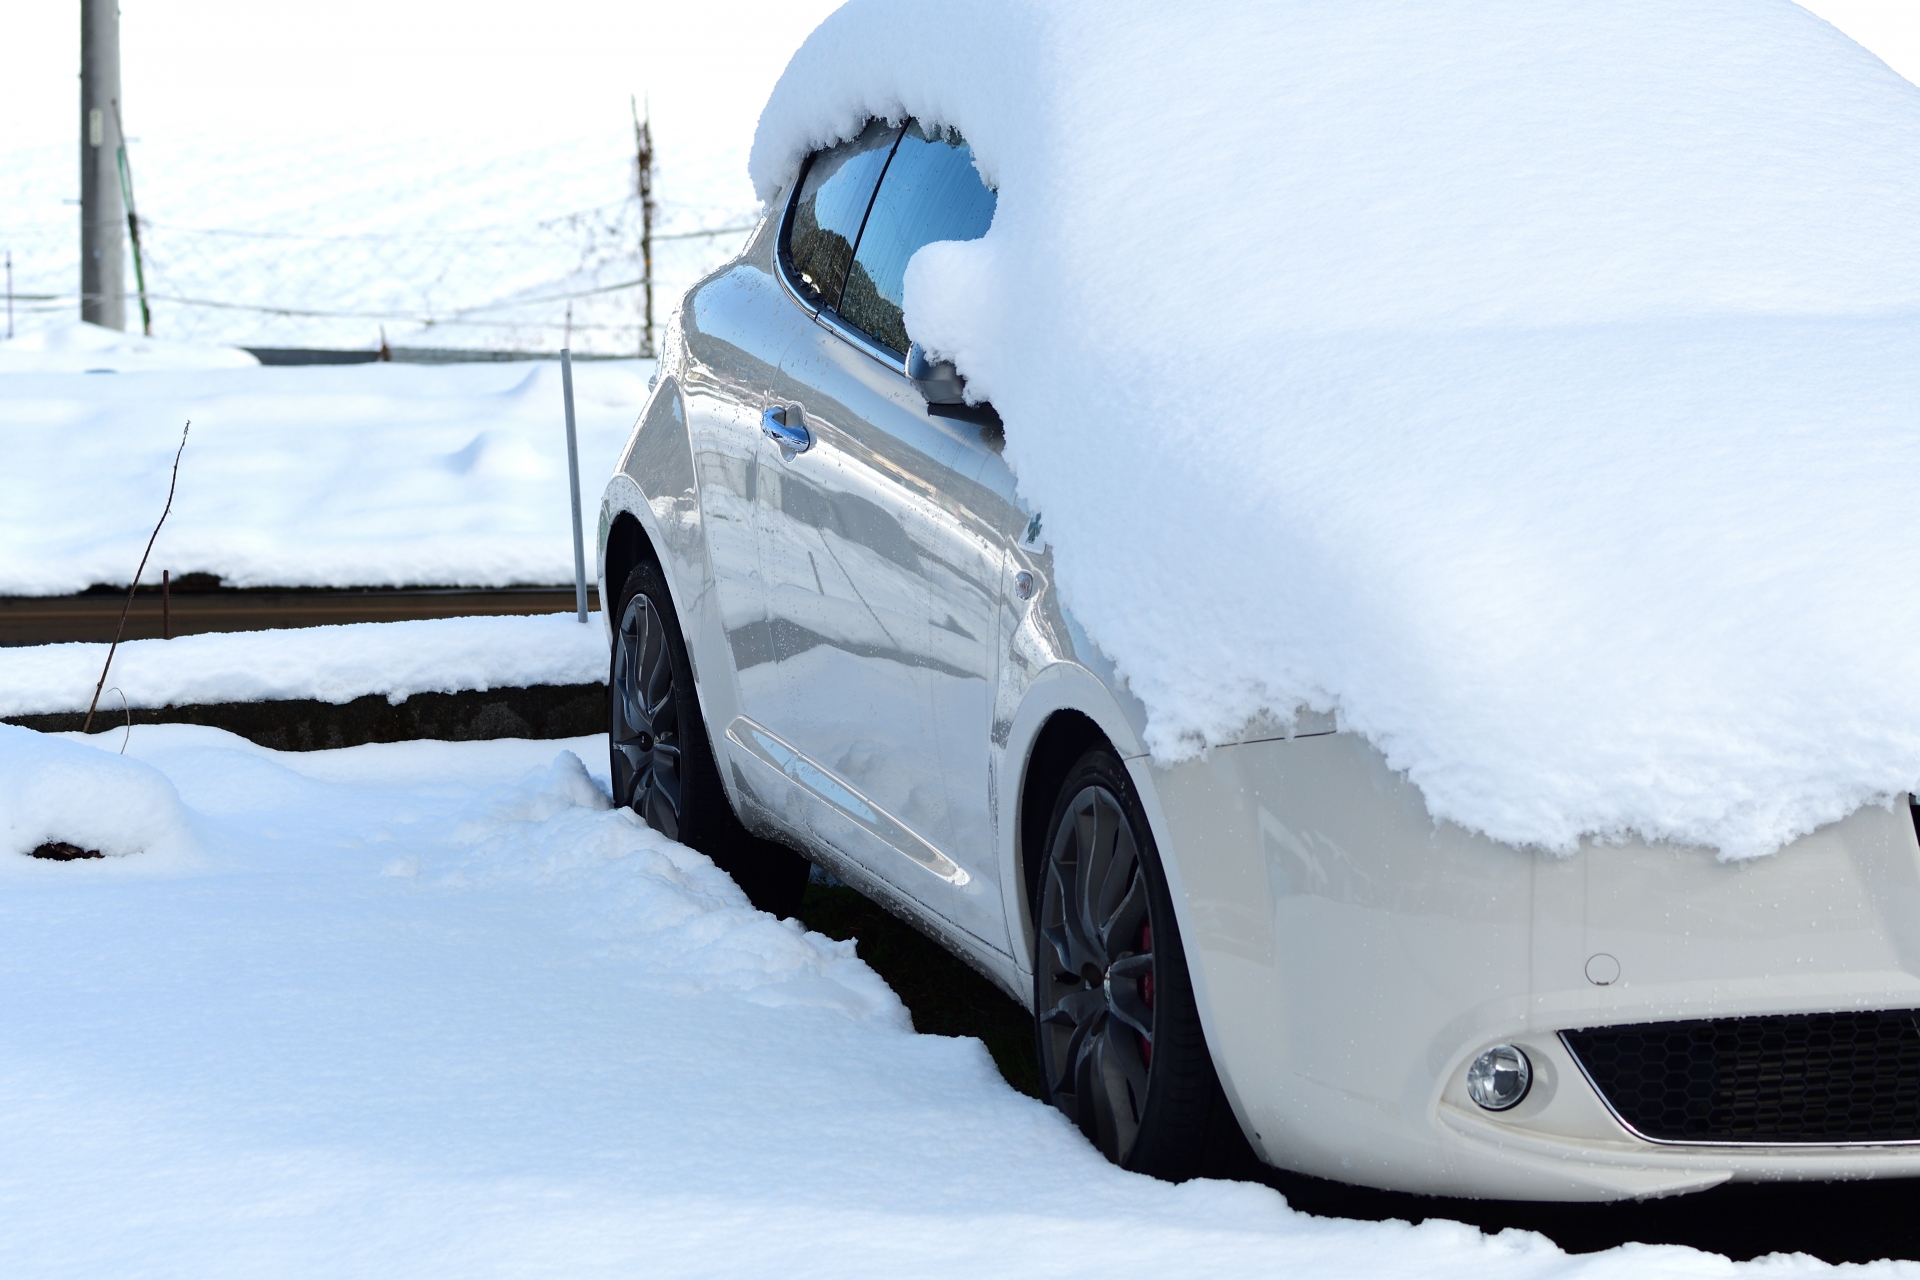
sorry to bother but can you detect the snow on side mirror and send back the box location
[907,342,967,405]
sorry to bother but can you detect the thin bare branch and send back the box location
[84,422,189,733]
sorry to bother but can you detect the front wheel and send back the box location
[1033,746,1239,1180]
[610,561,810,916]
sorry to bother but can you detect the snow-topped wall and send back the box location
[751,0,1920,858]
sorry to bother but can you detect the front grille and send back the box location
[1561,1010,1920,1144]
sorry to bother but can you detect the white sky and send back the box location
[2,1,1915,212]
[1,1,1915,349]
[0,0,845,218]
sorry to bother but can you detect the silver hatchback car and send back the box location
[600,117,1920,1200]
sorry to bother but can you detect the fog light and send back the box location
[1466,1044,1531,1111]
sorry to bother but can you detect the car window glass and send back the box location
[838,121,998,356]
[784,120,900,309]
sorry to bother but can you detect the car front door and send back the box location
[748,122,1008,948]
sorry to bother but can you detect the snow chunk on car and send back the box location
[751,0,1920,858]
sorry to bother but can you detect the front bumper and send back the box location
[1147,730,1920,1201]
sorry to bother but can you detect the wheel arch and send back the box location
[1003,665,1150,977]
[601,505,657,624]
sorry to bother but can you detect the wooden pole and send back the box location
[632,96,656,359]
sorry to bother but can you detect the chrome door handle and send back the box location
[761,405,812,453]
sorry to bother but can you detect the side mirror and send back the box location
[907,342,967,405]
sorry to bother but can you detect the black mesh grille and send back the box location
[1562,1011,1920,1144]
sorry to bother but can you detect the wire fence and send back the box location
[2,190,760,357]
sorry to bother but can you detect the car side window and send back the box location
[837,121,997,356]
[783,119,900,309]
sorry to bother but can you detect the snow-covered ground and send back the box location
[0,720,1878,1277]
[0,341,649,593]
[0,613,605,718]
[0,323,259,373]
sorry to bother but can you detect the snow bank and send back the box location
[0,358,650,594]
[0,723,189,858]
[752,0,1920,857]
[0,321,259,373]
[0,612,606,718]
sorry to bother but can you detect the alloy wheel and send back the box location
[611,589,685,840]
[1038,782,1157,1162]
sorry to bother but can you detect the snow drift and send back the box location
[0,358,650,595]
[0,322,259,373]
[751,0,1920,858]
[0,724,190,858]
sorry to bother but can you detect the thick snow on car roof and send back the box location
[751,0,1920,859]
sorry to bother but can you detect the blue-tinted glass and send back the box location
[838,123,997,354]
[784,120,900,309]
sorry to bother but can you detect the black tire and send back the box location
[1033,745,1240,1180]
[609,561,810,916]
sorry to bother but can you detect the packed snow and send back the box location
[0,613,606,719]
[751,0,1920,859]
[0,354,651,594]
[0,720,1884,1276]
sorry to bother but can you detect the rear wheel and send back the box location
[1033,746,1239,1180]
[610,561,810,916]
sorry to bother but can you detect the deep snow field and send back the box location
[0,720,1889,1278]
[0,326,653,594]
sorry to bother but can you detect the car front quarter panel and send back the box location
[1146,728,1920,1200]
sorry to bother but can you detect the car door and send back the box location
[750,122,1008,948]
[673,258,822,748]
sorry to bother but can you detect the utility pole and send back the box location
[631,95,656,359]
[80,0,126,330]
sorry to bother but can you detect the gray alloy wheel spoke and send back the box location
[1093,817,1137,926]
[1046,986,1103,1026]
[1103,1017,1151,1121]
[645,777,680,841]
[1083,1019,1142,1159]
[1054,814,1104,974]
[1056,1005,1100,1102]
[1108,978,1155,1042]
[1072,1013,1107,1143]
[1097,868,1148,962]
[1072,797,1113,966]
[1041,920,1076,975]
[650,754,683,813]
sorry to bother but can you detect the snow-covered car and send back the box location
[600,1,1920,1200]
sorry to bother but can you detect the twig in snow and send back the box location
[106,687,130,754]
[84,422,189,734]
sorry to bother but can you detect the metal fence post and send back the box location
[561,349,589,623]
